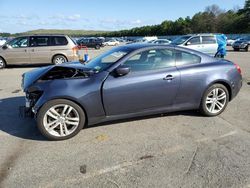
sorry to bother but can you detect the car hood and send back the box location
[22,62,93,91]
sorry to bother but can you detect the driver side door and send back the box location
[102,48,180,116]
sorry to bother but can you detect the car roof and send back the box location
[19,34,68,37]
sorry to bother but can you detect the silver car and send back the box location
[171,34,218,56]
[0,35,79,69]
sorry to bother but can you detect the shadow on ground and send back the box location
[0,96,201,140]
[0,96,46,141]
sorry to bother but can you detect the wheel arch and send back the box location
[37,97,89,126]
[205,80,232,101]
[0,55,7,64]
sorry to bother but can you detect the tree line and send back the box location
[102,0,250,37]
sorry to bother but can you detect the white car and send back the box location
[150,39,171,44]
[171,34,218,56]
[0,39,6,46]
[227,39,235,46]
[103,39,120,46]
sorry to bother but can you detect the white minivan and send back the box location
[171,34,218,56]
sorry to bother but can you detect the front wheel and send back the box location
[37,99,85,140]
[245,45,249,52]
[0,57,6,69]
[200,84,229,116]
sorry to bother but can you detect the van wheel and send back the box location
[95,45,100,50]
[245,45,249,52]
[53,55,67,65]
[200,84,229,116]
[37,99,85,140]
[0,57,6,69]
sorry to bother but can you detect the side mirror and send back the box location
[115,65,130,76]
[186,42,191,46]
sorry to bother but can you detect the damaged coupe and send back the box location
[22,44,242,140]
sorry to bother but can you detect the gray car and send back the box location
[0,35,78,69]
[232,37,250,51]
[22,43,242,140]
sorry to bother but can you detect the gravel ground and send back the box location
[0,46,250,188]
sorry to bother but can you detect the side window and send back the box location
[176,50,201,66]
[51,36,68,46]
[30,36,49,47]
[124,49,175,72]
[187,37,201,45]
[202,36,216,44]
[8,37,28,48]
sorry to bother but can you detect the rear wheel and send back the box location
[200,84,229,116]
[95,45,100,49]
[52,55,67,65]
[37,99,85,140]
[245,45,249,52]
[0,57,6,69]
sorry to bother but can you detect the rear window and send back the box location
[51,36,68,46]
[175,50,201,66]
[202,36,216,44]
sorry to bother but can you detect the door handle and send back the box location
[31,49,35,52]
[163,75,174,81]
[24,49,27,52]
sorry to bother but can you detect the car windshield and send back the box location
[171,36,191,45]
[83,47,130,72]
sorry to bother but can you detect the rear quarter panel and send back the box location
[174,60,238,109]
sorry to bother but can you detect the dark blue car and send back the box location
[22,44,242,140]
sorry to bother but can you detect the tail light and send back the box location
[72,46,79,55]
[234,63,241,74]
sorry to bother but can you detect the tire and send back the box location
[52,55,67,65]
[95,45,100,50]
[245,45,249,52]
[37,99,86,141]
[0,57,6,69]
[233,48,239,51]
[200,84,229,117]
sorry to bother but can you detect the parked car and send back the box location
[171,34,218,56]
[232,37,250,51]
[22,43,242,140]
[150,39,171,45]
[0,38,6,46]
[227,39,235,46]
[103,39,120,46]
[77,37,104,49]
[0,35,78,69]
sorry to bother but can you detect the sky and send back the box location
[0,0,246,33]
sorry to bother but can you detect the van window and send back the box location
[30,36,49,47]
[175,50,201,66]
[51,36,68,46]
[202,36,216,44]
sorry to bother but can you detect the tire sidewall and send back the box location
[200,84,229,117]
[37,99,85,141]
[0,57,6,69]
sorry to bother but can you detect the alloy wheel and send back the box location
[205,88,227,114]
[0,58,4,68]
[43,104,80,137]
[55,57,66,64]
